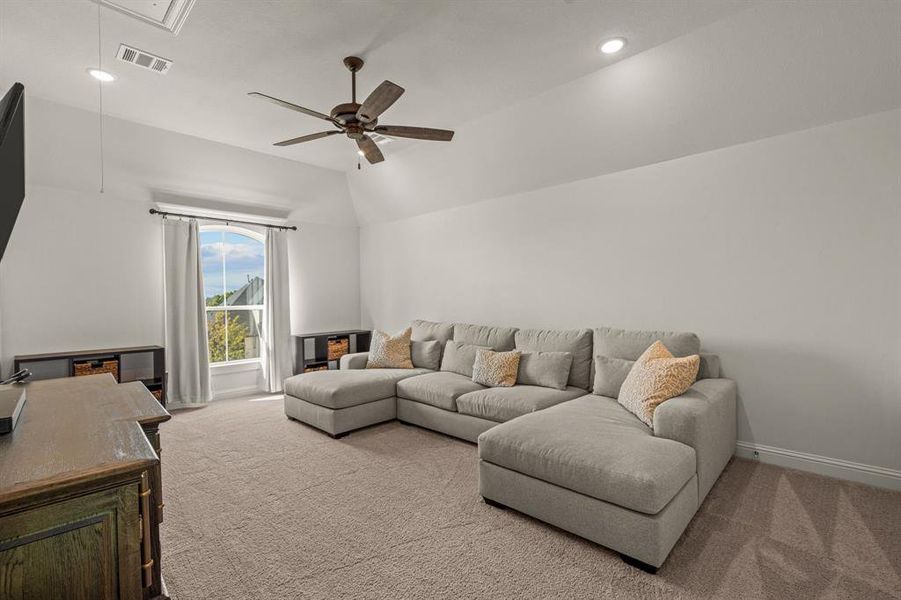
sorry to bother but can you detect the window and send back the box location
[200,226,265,365]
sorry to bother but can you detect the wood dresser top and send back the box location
[0,374,171,512]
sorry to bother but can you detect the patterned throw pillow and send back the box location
[472,349,522,388]
[617,341,699,427]
[366,328,414,369]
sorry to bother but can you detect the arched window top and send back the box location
[199,225,265,364]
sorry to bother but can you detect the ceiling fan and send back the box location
[249,56,454,165]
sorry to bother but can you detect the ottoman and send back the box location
[283,368,430,437]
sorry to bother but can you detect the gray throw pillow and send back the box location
[411,340,441,370]
[516,351,573,390]
[440,341,490,378]
[593,355,635,398]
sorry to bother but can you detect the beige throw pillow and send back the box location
[366,328,414,369]
[472,349,521,388]
[617,341,699,427]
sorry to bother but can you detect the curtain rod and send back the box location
[149,208,297,231]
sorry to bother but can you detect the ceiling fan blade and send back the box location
[356,135,385,164]
[248,92,332,122]
[356,80,405,123]
[273,130,341,147]
[374,125,454,142]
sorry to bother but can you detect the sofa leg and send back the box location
[620,553,658,574]
[329,431,348,439]
[482,496,507,509]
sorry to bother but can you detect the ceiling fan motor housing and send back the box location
[330,102,378,130]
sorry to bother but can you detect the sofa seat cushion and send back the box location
[396,371,486,412]
[284,369,429,410]
[478,395,696,514]
[457,385,585,423]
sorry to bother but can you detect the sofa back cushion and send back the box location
[592,327,700,361]
[411,340,442,370]
[517,351,573,391]
[453,323,517,351]
[515,328,592,389]
[441,341,491,378]
[412,319,454,345]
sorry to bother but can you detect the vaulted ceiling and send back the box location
[0,0,750,171]
[1,1,899,225]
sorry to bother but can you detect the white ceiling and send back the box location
[0,0,751,172]
[346,0,901,223]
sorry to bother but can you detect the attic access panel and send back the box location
[95,0,196,35]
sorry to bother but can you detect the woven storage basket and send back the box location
[73,358,119,380]
[327,337,350,361]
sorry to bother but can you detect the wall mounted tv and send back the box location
[0,83,25,263]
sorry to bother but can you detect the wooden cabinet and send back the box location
[0,375,171,600]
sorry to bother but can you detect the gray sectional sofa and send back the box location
[283,319,737,571]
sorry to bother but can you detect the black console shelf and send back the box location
[13,345,167,406]
[294,330,371,374]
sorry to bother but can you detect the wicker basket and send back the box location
[304,362,329,373]
[150,389,163,401]
[73,358,119,380]
[327,336,350,361]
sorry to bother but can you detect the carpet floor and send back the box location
[160,396,900,600]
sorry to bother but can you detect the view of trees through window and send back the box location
[200,227,265,364]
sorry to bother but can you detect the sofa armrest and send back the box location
[653,378,737,504]
[339,352,369,370]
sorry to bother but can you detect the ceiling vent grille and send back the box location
[116,44,172,75]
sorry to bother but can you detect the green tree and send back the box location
[206,290,237,307]
[207,312,250,362]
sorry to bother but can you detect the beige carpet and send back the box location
[160,396,901,600]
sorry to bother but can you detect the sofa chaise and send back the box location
[283,320,737,571]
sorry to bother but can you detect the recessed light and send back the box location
[599,38,626,55]
[87,68,117,82]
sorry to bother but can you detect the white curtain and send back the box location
[263,228,293,393]
[163,218,211,405]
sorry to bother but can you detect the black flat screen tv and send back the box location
[0,83,25,263]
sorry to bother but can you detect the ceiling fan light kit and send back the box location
[250,56,455,165]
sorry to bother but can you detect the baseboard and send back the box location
[735,442,901,491]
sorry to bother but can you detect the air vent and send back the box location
[116,44,172,75]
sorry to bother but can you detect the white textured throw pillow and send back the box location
[366,328,414,369]
[472,349,522,388]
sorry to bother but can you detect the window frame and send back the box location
[199,224,266,367]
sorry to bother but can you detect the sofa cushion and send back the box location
[440,341,490,378]
[515,328,592,390]
[592,355,633,398]
[457,385,585,423]
[697,353,721,379]
[472,349,521,388]
[411,340,442,370]
[411,319,455,348]
[453,323,517,351]
[516,351,573,390]
[396,371,486,412]
[284,368,429,410]
[593,327,700,361]
[478,395,696,515]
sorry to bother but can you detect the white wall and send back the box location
[0,97,361,396]
[360,110,901,474]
